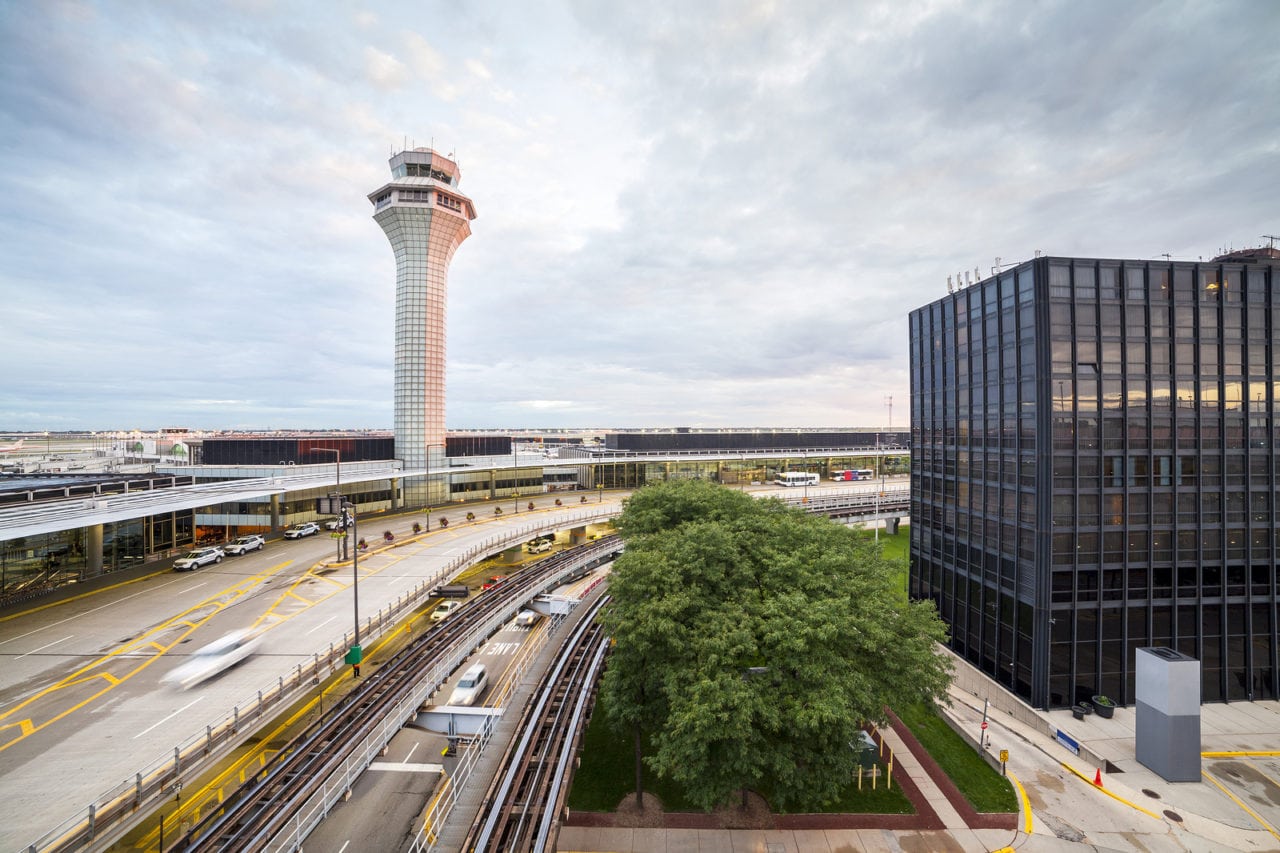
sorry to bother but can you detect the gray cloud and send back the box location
[1,0,1276,430]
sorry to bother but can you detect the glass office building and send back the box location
[909,252,1279,708]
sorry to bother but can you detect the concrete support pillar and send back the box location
[390,478,401,510]
[887,517,900,535]
[86,524,104,578]
[569,525,589,545]
[270,494,281,531]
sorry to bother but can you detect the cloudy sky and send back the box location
[2,1,1276,432]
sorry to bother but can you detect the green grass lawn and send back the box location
[895,703,1017,812]
[568,702,912,815]
[854,523,909,600]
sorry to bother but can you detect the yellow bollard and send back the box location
[857,765,862,790]
[887,755,893,790]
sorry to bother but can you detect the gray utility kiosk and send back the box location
[1135,647,1201,783]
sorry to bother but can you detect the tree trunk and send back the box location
[633,723,645,809]
[741,787,748,810]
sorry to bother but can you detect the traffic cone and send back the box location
[1093,768,1103,787]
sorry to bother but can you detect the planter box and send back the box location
[1091,696,1116,718]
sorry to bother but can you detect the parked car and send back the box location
[481,575,507,591]
[430,600,461,622]
[448,663,488,706]
[525,538,552,554]
[515,609,540,627]
[162,629,262,689]
[284,522,321,539]
[173,547,224,571]
[224,534,265,556]
[324,517,353,531]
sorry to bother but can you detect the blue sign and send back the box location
[1055,729,1080,755]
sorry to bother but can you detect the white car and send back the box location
[162,629,261,689]
[448,663,488,706]
[323,517,354,530]
[173,547,224,571]
[515,609,540,627]
[430,601,461,622]
[224,534,265,556]
[284,522,321,539]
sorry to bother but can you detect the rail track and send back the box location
[173,538,620,852]
[461,593,610,852]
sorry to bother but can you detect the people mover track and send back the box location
[174,538,620,852]
[461,594,610,852]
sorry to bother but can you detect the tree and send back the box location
[599,479,951,812]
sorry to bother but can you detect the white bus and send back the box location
[774,471,820,487]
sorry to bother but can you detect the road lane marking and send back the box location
[0,570,170,626]
[1059,762,1162,819]
[1203,767,1280,842]
[1008,769,1033,835]
[305,615,339,635]
[14,635,74,660]
[134,697,203,738]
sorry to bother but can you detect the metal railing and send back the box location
[22,508,615,853]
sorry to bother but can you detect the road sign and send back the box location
[981,721,988,730]
[999,749,1009,763]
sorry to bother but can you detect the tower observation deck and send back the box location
[369,148,477,506]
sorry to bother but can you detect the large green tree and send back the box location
[599,478,951,811]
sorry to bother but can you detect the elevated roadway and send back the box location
[0,482,901,851]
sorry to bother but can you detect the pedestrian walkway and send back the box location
[557,653,1280,852]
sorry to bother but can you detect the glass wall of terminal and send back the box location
[911,256,1278,708]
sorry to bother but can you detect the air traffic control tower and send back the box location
[369,148,476,507]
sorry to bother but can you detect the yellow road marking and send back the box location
[1203,767,1280,842]
[1060,762,1162,820]
[1008,770,1033,835]
[1203,750,1280,757]
[0,569,171,623]
[0,562,292,753]
[135,619,410,849]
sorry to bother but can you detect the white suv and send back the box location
[174,547,224,571]
[224,535,265,556]
[430,601,461,622]
[284,522,321,539]
[448,663,488,706]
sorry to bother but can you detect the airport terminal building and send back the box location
[909,250,1280,708]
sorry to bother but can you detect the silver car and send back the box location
[173,547,224,571]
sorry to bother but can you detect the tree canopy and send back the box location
[599,478,951,811]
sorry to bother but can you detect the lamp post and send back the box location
[344,498,361,677]
[313,448,345,562]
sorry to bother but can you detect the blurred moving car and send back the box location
[481,575,507,591]
[162,629,261,689]
[284,522,321,539]
[224,534,265,556]
[448,663,488,706]
[430,601,461,622]
[515,609,540,627]
[173,546,224,571]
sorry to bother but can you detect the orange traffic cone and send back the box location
[1093,768,1103,787]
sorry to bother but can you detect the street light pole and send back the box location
[346,499,361,677]
[314,448,344,562]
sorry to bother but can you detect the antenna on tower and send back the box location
[885,395,893,430]
[1264,234,1279,249]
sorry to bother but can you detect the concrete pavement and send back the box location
[556,654,1280,852]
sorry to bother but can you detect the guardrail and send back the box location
[22,508,616,853]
